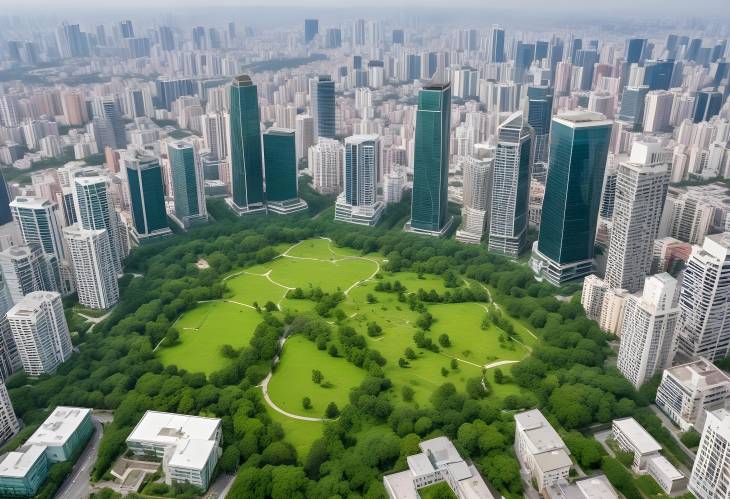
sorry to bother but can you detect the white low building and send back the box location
[126,411,222,491]
[655,358,730,431]
[383,436,494,499]
[546,474,618,498]
[514,409,572,492]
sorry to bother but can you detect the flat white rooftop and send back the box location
[127,411,220,447]
[0,445,46,478]
[516,409,568,453]
[613,418,662,454]
[26,406,91,448]
[167,438,217,471]
[648,455,684,480]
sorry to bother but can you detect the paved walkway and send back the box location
[484,359,519,369]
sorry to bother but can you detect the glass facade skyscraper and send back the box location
[530,111,612,285]
[228,75,266,213]
[617,85,650,130]
[263,128,306,214]
[304,19,319,43]
[124,151,171,242]
[335,134,383,226]
[168,141,207,227]
[310,75,335,140]
[407,82,452,236]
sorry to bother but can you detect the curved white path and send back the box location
[484,360,519,369]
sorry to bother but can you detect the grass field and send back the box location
[159,301,261,373]
[265,407,324,457]
[268,335,366,417]
[225,272,289,307]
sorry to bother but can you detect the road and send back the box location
[56,417,104,499]
[205,473,236,498]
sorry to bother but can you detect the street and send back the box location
[205,473,236,498]
[55,416,105,499]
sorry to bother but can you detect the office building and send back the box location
[309,138,343,195]
[616,273,679,388]
[407,82,453,236]
[310,75,335,140]
[456,157,493,244]
[7,291,72,377]
[689,409,730,499]
[656,358,730,432]
[335,135,384,226]
[526,86,552,167]
[26,406,93,463]
[126,411,222,491]
[0,444,48,497]
[643,91,674,133]
[0,382,18,446]
[227,75,266,215]
[383,437,494,499]
[675,233,730,362]
[489,25,505,63]
[74,172,122,274]
[0,245,59,303]
[488,112,533,257]
[304,19,318,43]
[604,141,670,292]
[514,409,572,492]
[167,141,208,228]
[530,112,612,285]
[10,197,66,261]
[123,150,172,243]
[63,225,119,310]
[693,89,723,123]
[546,475,618,499]
[617,86,649,130]
[91,97,126,150]
[263,129,307,214]
[155,77,194,111]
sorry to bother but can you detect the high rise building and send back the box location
[74,172,122,274]
[91,97,127,150]
[526,86,553,169]
[63,225,119,310]
[0,245,59,303]
[688,408,730,499]
[392,29,404,45]
[0,381,18,445]
[304,19,319,43]
[0,172,11,227]
[295,115,314,165]
[7,291,72,377]
[167,141,208,228]
[675,233,730,362]
[407,82,453,236]
[581,274,610,322]
[353,19,366,46]
[263,129,307,214]
[625,37,648,64]
[123,150,172,243]
[308,138,343,195]
[10,197,66,262]
[693,89,723,123]
[335,135,383,226]
[530,111,612,285]
[310,75,335,140]
[201,113,228,161]
[617,86,650,131]
[455,157,493,244]
[488,112,533,257]
[227,75,266,214]
[616,273,680,388]
[155,78,195,111]
[604,141,670,292]
[643,91,674,133]
[643,60,674,91]
[489,25,505,63]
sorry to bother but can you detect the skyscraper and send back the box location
[675,233,730,362]
[308,138,343,195]
[604,141,670,292]
[7,291,72,377]
[407,82,453,236]
[489,25,505,63]
[643,60,674,90]
[91,97,127,150]
[526,86,553,169]
[74,172,122,274]
[689,409,730,499]
[310,75,336,140]
[63,224,119,310]
[155,78,195,111]
[693,89,723,123]
[201,113,228,161]
[625,37,648,64]
[123,150,172,242]
[227,75,266,214]
[488,112,533,257]
[0,245,59,303]
[335,135,383,226]
[263,129,307,214]
[616,273,679,388]
[295,114,314,164]
[304,19,319,44]
[0,172,11,226]
[643,91,674,133]
[530,111,612,285]
[0,381,18,445]
[353,19,366,46]
[168,141,208,228]
[10,197,66,261]
[455,157,493,244]
[617,86,650,131]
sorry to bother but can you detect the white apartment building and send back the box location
[604,140,670,293]
[0,244,59,303]
[675,233,730,362]
[456,156,493,244]
[656,358,730,431]
[514,409,572,492]
[63,225,119,310]
[9,197,66,262]
[126,411,222,491]
[335,134,384,226]
[659,183,730,245]
[546,475,618,499]
[689,408,730,499]
[6,291,72,377]
[617,273,679,388]
[383,167,406,204]
[308,138,343,195]
[0,381,19,445]
[582,275,610,322]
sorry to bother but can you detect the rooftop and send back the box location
[534,448,573,472]
[666,358,730,389]
[166,438,217,471]
[127,411,220,447]
[547,475,618,499]
[612,418,662,454]
[515,409,568,453]
[554,111,612,128]
[233,74,252,86]
[9,196,53,209]
[647,455,684,480]
[0,445,46,478]
[26,406,91,448]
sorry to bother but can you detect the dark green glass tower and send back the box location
[263,129,297,202]
[229,75,265,212]
[531,111,612,285]
[409,82,452,235]
[125,151,170,240]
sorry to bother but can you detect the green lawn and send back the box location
[268,335,366,417]
[266,257,377,292]
[225,272,289,307]
[159,301,261,373]
[266,407,324,458]
[284,238,339,260]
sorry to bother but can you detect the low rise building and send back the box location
[546,474,618,498]
[0,445,49,497]
[646,454,688,494]
[25,406,94,463]
[383,436,494,499]
[656,358,730,431]
[126,411,222,491]
[514,409,572,491]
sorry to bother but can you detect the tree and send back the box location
[416,312,434,330]
[398,358,409,368]
[325,402,339,418]
[219,445,240,472]
[164,328,180,346]
[441,367,449,377]
[450,359,458,370]
[438,333,451,347]
[328,344,338,357]
[264,301,278,312]
[366,293,378,303]
[367,322,383,337]
[401,386,414,402]
[404,347,417,360]
[302,397,312,410]
[681,430,701,448]
[493,368,504,384]
[311,370,323,384]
